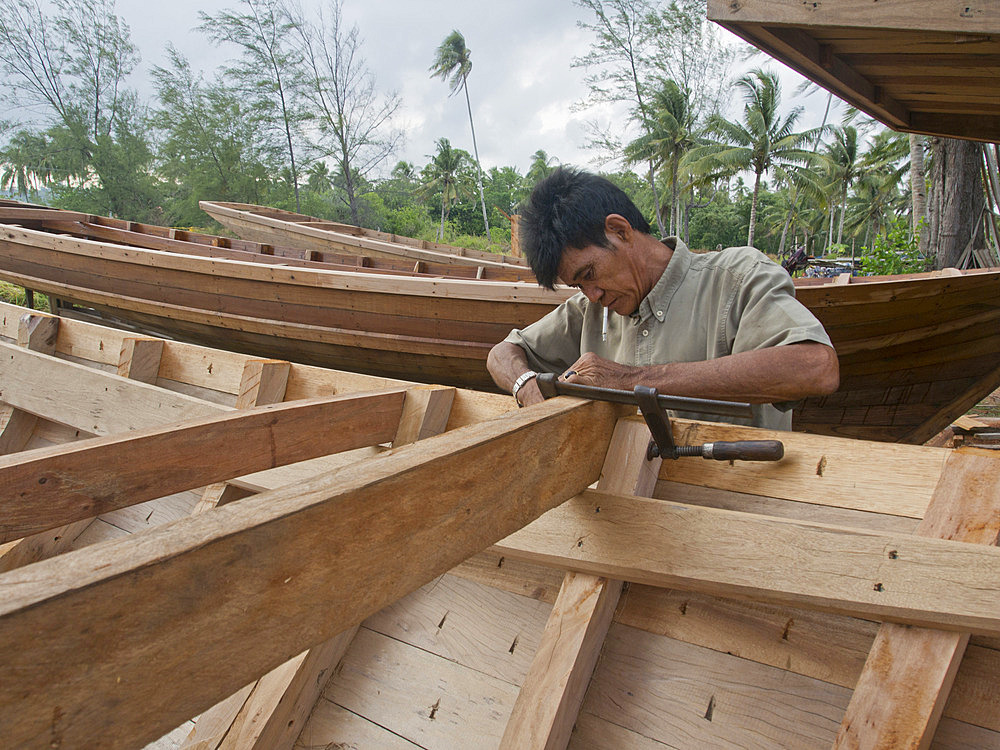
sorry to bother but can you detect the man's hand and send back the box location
[560,352,638,390]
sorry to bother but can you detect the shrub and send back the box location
[860,220,930,276]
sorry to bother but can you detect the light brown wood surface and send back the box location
[0,396,622,750]
[0,313,59,455]
[0,390,406,542]
[496,485,1000,635]
[835,450,1000,749]
[501,418,662,750]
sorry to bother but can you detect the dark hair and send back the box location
[519,167,651,289]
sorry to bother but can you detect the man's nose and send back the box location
[581,285,603,304]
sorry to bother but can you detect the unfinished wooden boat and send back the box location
[2,300,999,750]
[1,203,999,444]
[199,199,530,270]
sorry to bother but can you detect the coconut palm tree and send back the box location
[624,78,696,236]
[429,30,491,240]
[824,125,862,246]
[687,69,814,246]
[525,149,558,187]
[421,137,470,241]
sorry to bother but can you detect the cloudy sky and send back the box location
[112,0,841,175]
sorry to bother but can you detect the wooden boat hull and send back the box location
[200,199,530,271]
[1,207,999,444]
[1,301,999,749]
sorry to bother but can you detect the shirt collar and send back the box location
[636,236,691,320]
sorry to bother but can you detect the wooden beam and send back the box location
[706,0,1000,36]
[0,396,624,750]
[0,341,223,433]
[183,386,457,750]
[0,331,168,572]
[0,389,407,542]
[191,359,290,516]
[0,313,59,455]
[500,418,661,749]
[834,450,1000,749]
[495,483,1000,636]
[116,337,164,384]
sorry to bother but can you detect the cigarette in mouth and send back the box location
[602,307,609,342]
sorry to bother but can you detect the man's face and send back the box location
[556,242,650,316]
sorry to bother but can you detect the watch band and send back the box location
[510,370,538,407]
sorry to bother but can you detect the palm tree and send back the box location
[824,125,862,246]
[429,30,491,241]
[624,79,696,236]
[525,149,558,187]
[421,137,469,240]
[687,69,814,246]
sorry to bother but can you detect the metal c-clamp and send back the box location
[535,373,783,463]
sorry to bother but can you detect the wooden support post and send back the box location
[0,396,623,750]
[116,337,165,384]
[500,418,662,750]
[834,450,1000,750]
[191,359,290,516]
[182,386,457,750]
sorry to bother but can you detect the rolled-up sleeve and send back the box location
[503,293,589,374]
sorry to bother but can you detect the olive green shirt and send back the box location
[504,238,833,430]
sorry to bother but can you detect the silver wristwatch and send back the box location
[511,370,538,407]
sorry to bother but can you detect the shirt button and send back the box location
[642,329,649,337]
[655,310,664,319]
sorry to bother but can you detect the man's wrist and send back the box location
[510,370,538,407]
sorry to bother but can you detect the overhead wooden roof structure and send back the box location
[707,0,1000,142]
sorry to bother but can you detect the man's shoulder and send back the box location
[689,245,779,281]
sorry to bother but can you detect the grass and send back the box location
[0,281,49,310]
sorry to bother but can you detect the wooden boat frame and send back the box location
[1,300,999,749]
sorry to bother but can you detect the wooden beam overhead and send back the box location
[707,0,1000,36]
[0,341,223,434]
[496,487,1000,636]
[0,389,407,543]
[0,397,624,750]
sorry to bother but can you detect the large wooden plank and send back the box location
[0,389,406,542]
[501,418,662,750]
[835,450,1000,749]
[182,385,457,750]
[0,396,624,750]
[0,333,167,572]
[496,485,1000,636]
[0,340,223,433]
[660,419,946,518]
[707,0,1000,39]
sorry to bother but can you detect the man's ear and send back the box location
[604,213,633,246]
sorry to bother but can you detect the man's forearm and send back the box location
[487,341,547,406]
[567,343,839,403]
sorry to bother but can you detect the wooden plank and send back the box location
[0,389,406,542]
[495,485,1000,636]
[706,0,1000,36]
[184,385,457,750]
[0,341,224,433]
[501,418,662,750]
[660,419,946,518]
[834,450,1000,749]
[0,313,59,455]
[0,396,624,750]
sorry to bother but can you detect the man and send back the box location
[487,167,839,429]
